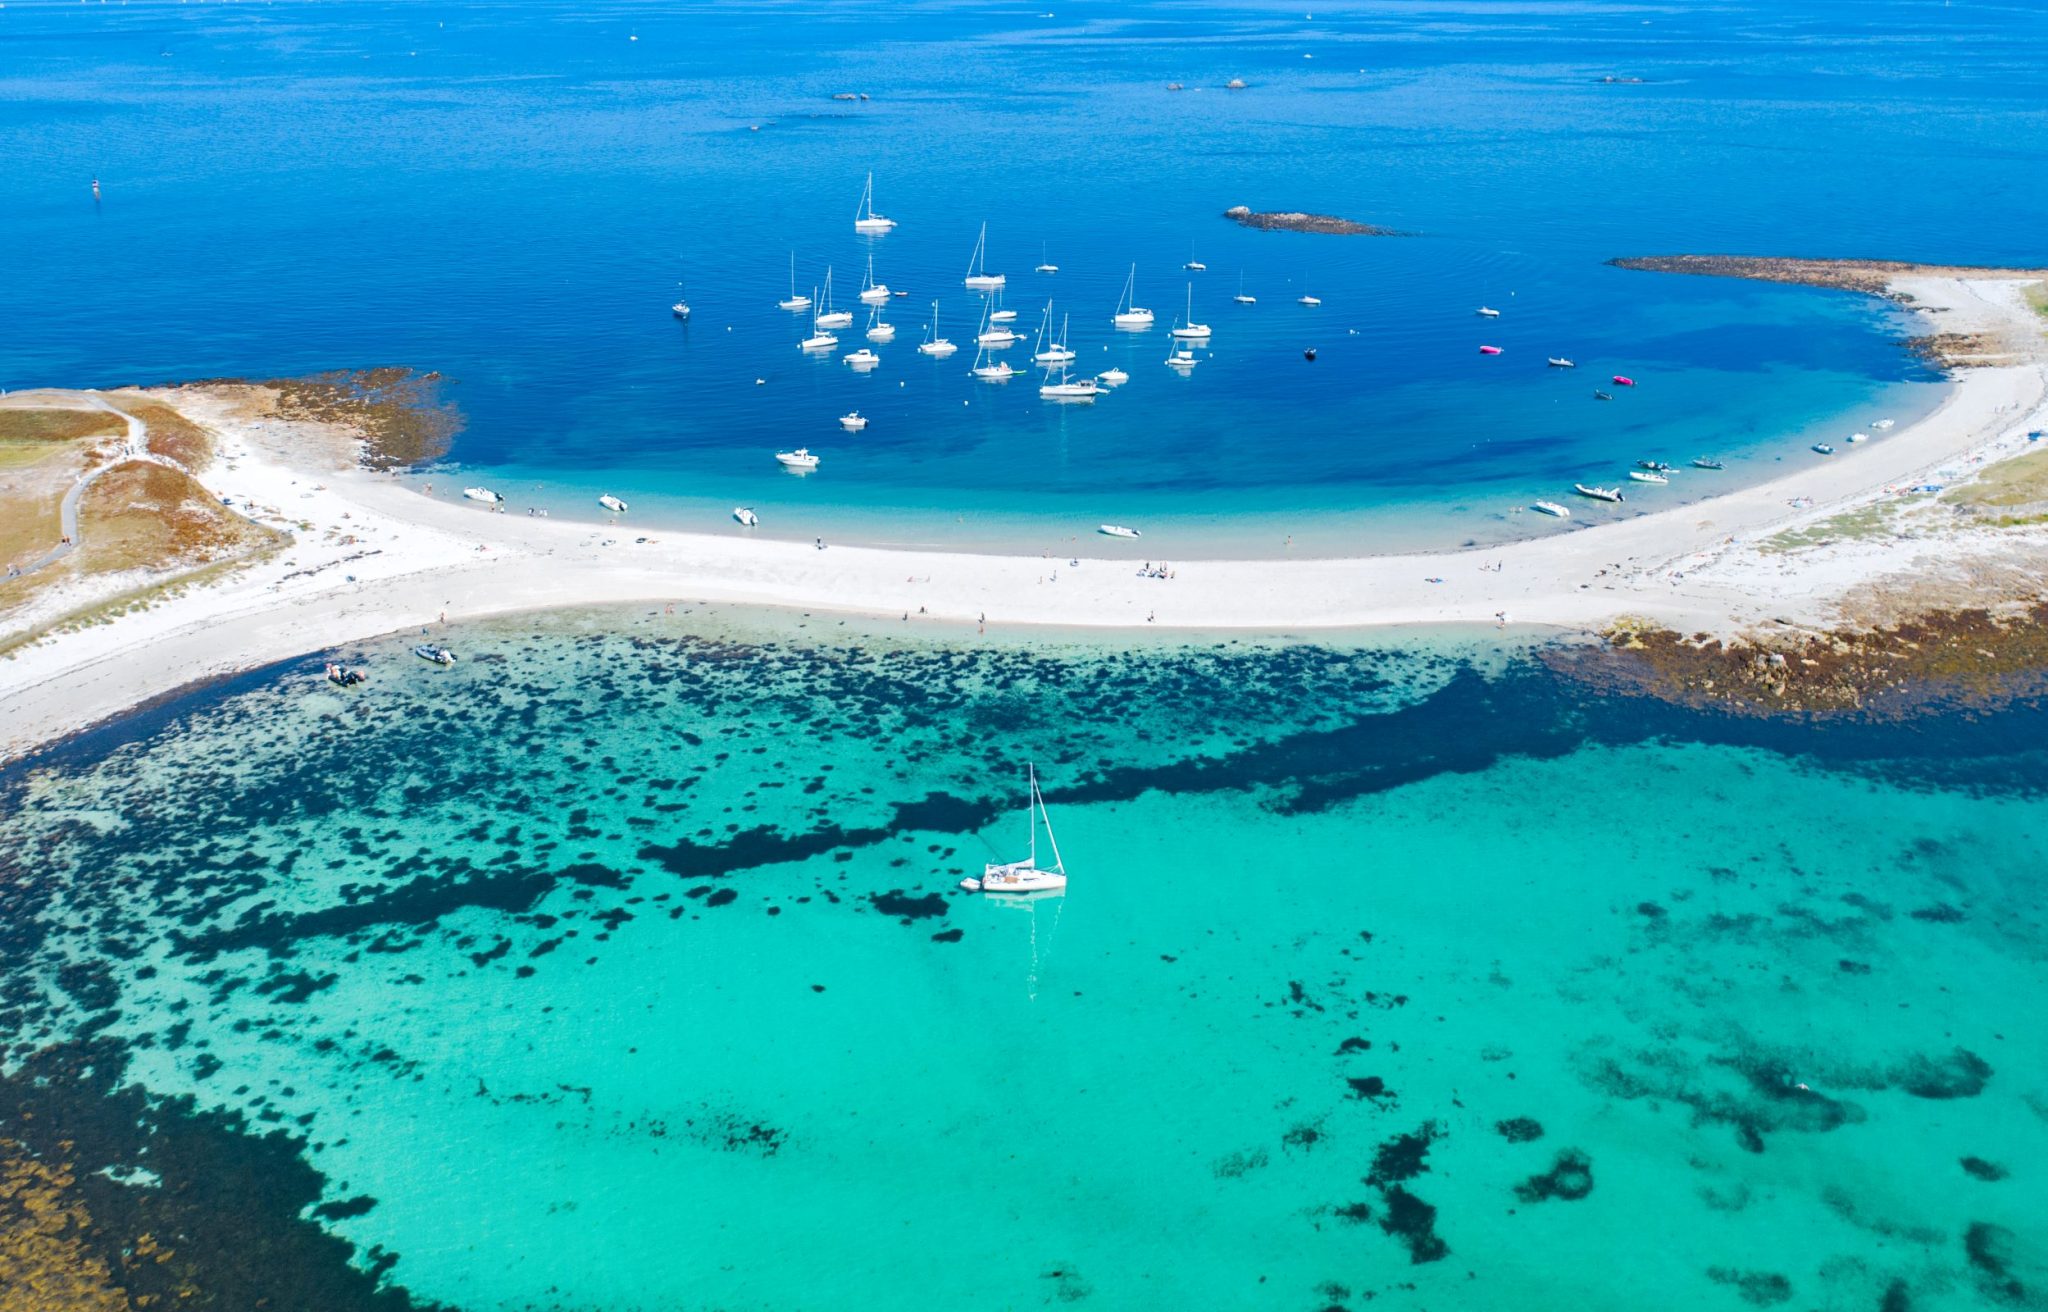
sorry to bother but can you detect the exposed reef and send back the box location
[1223,206,1405,236]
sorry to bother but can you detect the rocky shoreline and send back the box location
[1610,255,2048,297]
[1223,206,1403,236]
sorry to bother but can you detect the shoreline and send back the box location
[3,270,2045,764]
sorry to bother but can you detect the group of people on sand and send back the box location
[1137,561,1175,580]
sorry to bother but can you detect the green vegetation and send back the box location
[1759,498,1917,553]
[1943,448,2048,510]
[0,409,122,444]
[2027,280,2048,321]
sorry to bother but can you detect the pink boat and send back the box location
[1613,374,1636,386]
[1479,345,1502,355]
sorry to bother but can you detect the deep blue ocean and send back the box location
[4,0,2046,549]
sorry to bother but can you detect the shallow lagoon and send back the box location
[3,610,2044,1309]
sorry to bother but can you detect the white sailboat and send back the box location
[961,764,1067,894]
[815,268,853,328]
[799,291,838,351]
[963,222,1006,290]
[671,278,691,320]
[977,295,1021,346]
[1171,284,1211,339]
[1035,242,1058,274]
[1034,307,1076,365]
[1040,368,1099,401]
[988,285,1018,324]
[1183,241,1206,272]
[859,253,891,304]
[853,172,897,233]
[1112,264,1154,329]
[1164,334,1198,370]
[778,253,811,311]
[918,300,958,356]
[865,304,896,342]
[1233,272,1256,305]
[971,306,1015,380]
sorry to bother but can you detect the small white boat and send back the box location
[1847,431,1869,443]
[1812,442,1835,455]
[858,253,891,304]
[960,764,1067,895]
[778,252,811,311]
[598,493,629,513]
[977,325,1021,346]
[1040,372,1099,401]
[1112,264,1155,329]
[840,411,868,431]
[918,300,958,356]
[1097,524,1141,538]
[1532,501,1572,518]
[865,305,896,342]
[1298,295,1322,306]
[1627,470,1668,484]
[815,268,853,328]
[971,311,1014,380]
[1573,484,1623,502]
[853,172,897,234]
[843,347,881,368]
[1034,243,1058,274]
[799,293,838,350]
[463,486,502,504]
[1164,336,1199,370]
[963,221,1005,289]
[1033,306,1076,365]
[1548,357,1576,368]
[1477,306,1501,318]
[1184,260,1207,271]
[671,282,690,320]
[987,287,1018,324]
[1096,367,1129,386]
[1873,418,1895,430]
[1233,272,1256,305]
[776,448,820,470]
[413,644,457,666]
[1170,284,1211,339]
[733,506,759,526]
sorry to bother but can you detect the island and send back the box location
[1222,205,1403,235]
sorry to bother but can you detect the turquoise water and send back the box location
[6,0,2038,548]
[4,611,2045,1307]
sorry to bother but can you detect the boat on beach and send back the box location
[1532,501,1572,518]
[776,448,820,470]
[963,222,1005,289]
[413,644,457,666]
[733,506,759,526]
[960,764,1067,895]
[1574,484,1624,502]
[463,486,502,505]
[853,172,897,233]
[598,493,628,513]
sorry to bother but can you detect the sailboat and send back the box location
[977,295,1021,346]
[799,292,838,351]
[1034,307,1076,365]
[971,305,1015,380]
[988,286,1018,324]
[1164,331,1199,370]
[1035,242,1058,274]
[853,172,897,233]
[1170,284,1211,338]
[1233,272,1256,305]
[778,253,811,311]
[815,267,853,328]
[671,278,691,320]
[1112,264,1154,328]
[918,301,957,356]
[1040,367,1099,401]
[859,253,891,304]
[961,764,1067,893]
[963,222,1006,290]
[1183,241,1206,272]
[865,304,896,342]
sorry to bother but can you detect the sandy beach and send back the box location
[3,272,2044,762]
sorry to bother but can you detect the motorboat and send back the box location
[1033,307,1076,365]
[1040,371,1099,401]
[1548,357,1575,368]
[918,301,958,356]
[815,268,853,328]
[959,764,1067,895]
[1170,284,1211,339]
[1627,470,1668,484]
[843,347,881,368]
[1612,374,1636,387]
[1304,348,1317,361]
[733,506,759,526]
[1298,294,1321,306]
[1098,524,1141,538]
[853,172,897,233]
[1532,501,1572,518]
[1873,418,1895,430]
[963,222,1005,289]
[840,411,868,431]
[1692,457,1725,470]
[598,493,629,513]
[1812,442,1835,455]
[1593,389,1614,401]
[1097,367,1129,386]
[778,253,811,311]
[858,253,890,304]
[1636,461,1674,471]
[1573,484,1624,502]
[463,486,501,504]
[1848,431,1870,443]
[1112,264,1154,328]
[1477,306,1501,317]
[1479,344,1502,355]
[776,447,820,470]
[413,644,457,666]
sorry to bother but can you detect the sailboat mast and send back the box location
[1027,763,1038,868]
[1035,766,1065,875]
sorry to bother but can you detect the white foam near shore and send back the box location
[3,275,2045,762]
